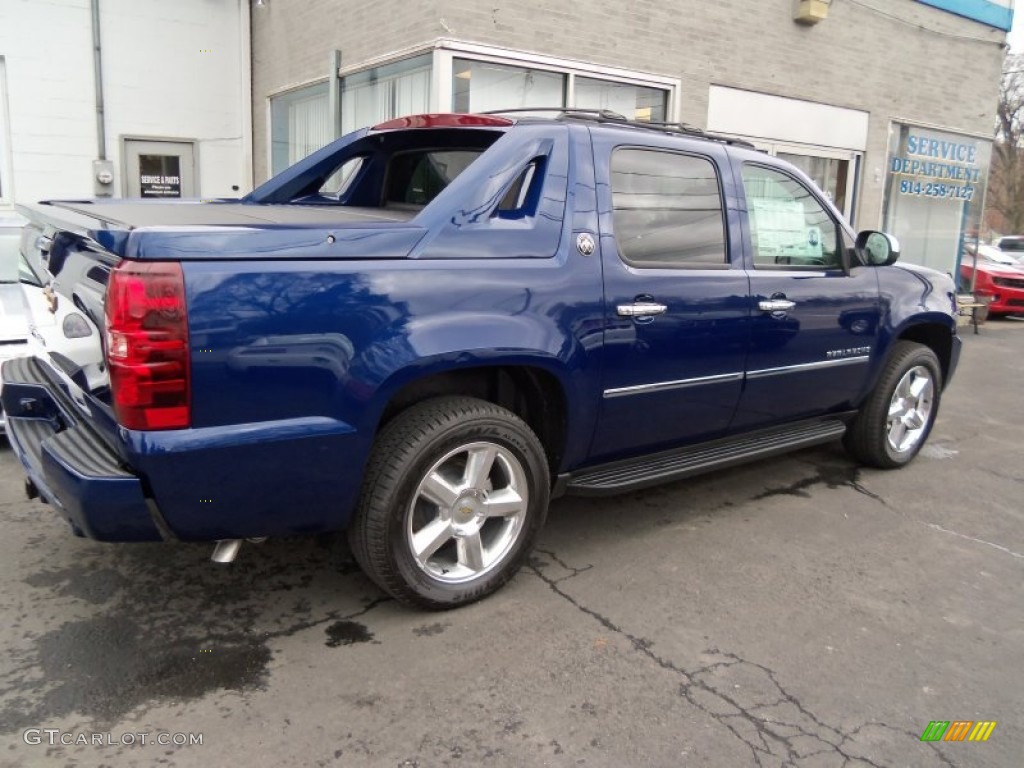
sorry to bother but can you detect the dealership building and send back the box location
[251,0,1012,276]
[0,0,1014,277]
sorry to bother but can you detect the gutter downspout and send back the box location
[91,0,114,195]
[91,0,105,160]
[240,0,254,192]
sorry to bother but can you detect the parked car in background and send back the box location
[961,243,1024,316]
[0,215,104,434]
[0,215,34,432]
[993,235,1024,259]
[18,258,105,393]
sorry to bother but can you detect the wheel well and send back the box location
[380,367,568,472]
[897,323,953,383]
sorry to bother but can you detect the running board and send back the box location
[560,419,849,497]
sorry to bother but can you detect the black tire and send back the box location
[844,341,942,469]
[347,396,550,610]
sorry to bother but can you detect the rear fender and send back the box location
[363,314,595,469]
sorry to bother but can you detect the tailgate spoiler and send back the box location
[17,201,131,260]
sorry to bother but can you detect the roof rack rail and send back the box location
[482,107,629,120]
[480,108,755,148]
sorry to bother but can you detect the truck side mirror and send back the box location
[855,231,900,266]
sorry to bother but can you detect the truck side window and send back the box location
[611,148,727,268]
[496,159,539,214]
[742,164,841,269]
[318,156,365,199]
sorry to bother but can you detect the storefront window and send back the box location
[452,59,564,114]
[777,153,850,215]
[451,57,668,121]
[270,82,330,175]
[271,57,433,175]
[270,49,673,179]
[575,77,666,122]
[0,57,11,204]
[341,55,432,135]
[883,123,992,279]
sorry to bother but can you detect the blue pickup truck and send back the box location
[3,111,960,609]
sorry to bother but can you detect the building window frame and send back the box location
[267,79,331,177]
[434,39,679,121]
[0,57,14,207]
[743,140,862,226]
[265,39,680,177]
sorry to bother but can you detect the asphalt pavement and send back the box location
[0,320,1021,768]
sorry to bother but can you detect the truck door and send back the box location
[589,132,751,462]
[730,159,881,430]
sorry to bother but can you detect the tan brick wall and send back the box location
[250,0,1006,226]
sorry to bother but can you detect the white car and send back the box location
[0,215,103,432]
[993,235,1024,261]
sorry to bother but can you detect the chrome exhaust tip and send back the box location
[211,539,243,563]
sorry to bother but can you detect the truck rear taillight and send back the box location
[105,260,190,430]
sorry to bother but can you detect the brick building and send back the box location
[250,0,1013,276]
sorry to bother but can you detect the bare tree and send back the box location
[989,54,1024,234]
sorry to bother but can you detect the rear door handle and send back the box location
[617,302,668,317]
[758,299,796,313]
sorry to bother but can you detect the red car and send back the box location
[960,244,1024,316]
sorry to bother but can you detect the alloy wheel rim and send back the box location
[886,365,935,454]
[406,441,529,584]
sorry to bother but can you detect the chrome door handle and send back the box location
[758,299,796,313]
[617,302,668,317]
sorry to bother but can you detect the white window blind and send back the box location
[288,92,331,166]
[341,61,431,135]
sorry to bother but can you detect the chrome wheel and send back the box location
[886,365,935,454]
[406,441,529,584]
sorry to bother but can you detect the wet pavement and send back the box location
[1,321,1021,767]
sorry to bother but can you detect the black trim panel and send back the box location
[555,415,853,497]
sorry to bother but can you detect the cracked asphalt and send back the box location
[1,321,1022,768]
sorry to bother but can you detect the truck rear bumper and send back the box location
[1,356,164,542]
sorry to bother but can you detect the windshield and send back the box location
[0,229,46,286]
[0,231,21,283]
[971,244,1019,265]
[998,238,1024,252]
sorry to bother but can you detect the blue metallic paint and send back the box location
[1,117,961,543]
[589,130,751,460]
[119,124,605,539]
[0,377,161,542]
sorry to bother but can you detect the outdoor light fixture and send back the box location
[794,0,829,24]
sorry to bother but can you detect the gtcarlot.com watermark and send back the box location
[23,729,203,747]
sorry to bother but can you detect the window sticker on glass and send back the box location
[749,198,822,260]
[743,164,839,268]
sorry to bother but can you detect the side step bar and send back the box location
[559,418,849,497]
